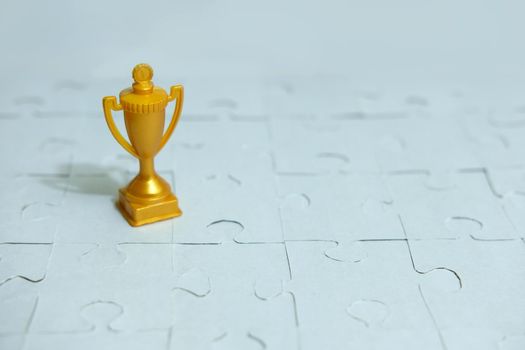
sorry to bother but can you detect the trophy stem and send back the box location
[138,157,156,178]
[117,153,181,226]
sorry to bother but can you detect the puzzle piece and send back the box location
[183,78,265,121]
[278,173,403,245]
[174,119,272,174]
[25,301,169,350]
[407,236,525,349]
[261,78,362,120]
[386,171,517,240]
[171,238,296,349]
[173,121,282,243]
[0,175,64,243]
[31,243,180,332]
[269,119,385,174]
[461,108,525,169]
[375,115,478,173]
[0,117,84,176]
[3,71,525,350]
[172,168,282,244]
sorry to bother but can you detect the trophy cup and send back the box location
[102,63,183,226]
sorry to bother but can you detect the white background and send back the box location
[1,0,524,87]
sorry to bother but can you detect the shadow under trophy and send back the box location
[102,63,183,226]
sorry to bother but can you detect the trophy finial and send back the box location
[132,63,154,94]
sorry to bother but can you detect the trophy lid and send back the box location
[119,64,168,113]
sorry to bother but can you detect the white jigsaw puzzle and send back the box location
[2,75,524,349]
[2,1,525,349]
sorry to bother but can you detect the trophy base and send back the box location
[117,189,182,227]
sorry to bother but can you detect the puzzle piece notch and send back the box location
[80,300,123,332]
[400,216,464,294]
[207,219,247,243]
[444,216,484,240]
[173,218,247,245]
[0,243,52,285]
[416,267,462,294]
[79,244,127,269]
[173,268,211,298]
[324,239,368,263]
[346,299,389,329]
[488,103,525,129]
[169,327,270,350]
[20,202,60,222]
[211,331,266,350]
[315,152,351,175]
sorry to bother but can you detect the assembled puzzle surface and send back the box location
[1,78,525,350]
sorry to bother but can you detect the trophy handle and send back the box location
[102,96,139,158]
[158,85,184,152]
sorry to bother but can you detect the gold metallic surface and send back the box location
[102,64,183,226]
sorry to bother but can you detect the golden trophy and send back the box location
[102,63,183,226]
